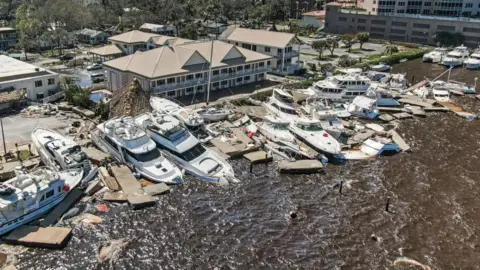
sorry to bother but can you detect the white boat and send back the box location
[31,128,98,185]
[134,112,236,184]
[301,95,336,119]
[256,115,296,143]
[347,96,379,119]
[195,106,233,122]
[90,117,183,184]
[430,80,476,94]
[150,96,212,142]
[422,47,448,63]
[441,45,469,67]
[336,138,400,160]
[0,166,83,235]
[366,86,401,107]
[412,86,430,98]
[371,63,391,72]
[231,115,257,134]
[432,87,450,102]
[331,103,351,118]
[308,74,371,102]
[464,47,480,69]
[262,88,301,122]
[289,119,341,155]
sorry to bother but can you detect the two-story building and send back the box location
[75,28,110,45]
[220,27,301,75]
[103,40,273,98]
[139,23,176,36]
[0,27,17,51]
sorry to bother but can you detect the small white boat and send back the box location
[195,106,233,122]
[371,63,391,72]
[422,47,448,63]
[231,115,257,134]
[430,80,476,94]
[331,103,351,118]
[347,96,379,119]
[336,138,400,160]
[464,47,480,69]
[91,117,184,184]
[441,45,469,67]
[262,88,301,122]
[432,87,450,102]
[0,166,83,235]
[31,128,98,184]
[256,115,295,143]
[289,119,341,155]
[301,95,336,119]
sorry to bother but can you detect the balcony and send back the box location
[277,51,299,58]
[152,67,271,92]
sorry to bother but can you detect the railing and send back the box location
[277,51,300,58]
[341,8,480,23]
[40,91,64,104]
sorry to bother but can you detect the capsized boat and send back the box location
[347,96,379,119]
[432,87,450,102]
[150,96,212,142]
[371,63,391,72]
[256,115,295,143]
[0,166,83,235]
[289,119,341,155]
[90,117,184,184]
[134,112,236,184]
[430,80,476,94]
[31,128,98,184]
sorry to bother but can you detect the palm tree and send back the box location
[383,44,399,55]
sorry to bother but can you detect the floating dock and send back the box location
[40,188,84,227]
[244,151,273,165]
[110,165,154,209]
[6,226,72,248]
[438,101,478,120]
[347,130,375,146]
[393,112,413,119]
[397,98,433,108]
[278,160,323,174]
[210,128,259,159]
[390,130,411,152]
[409,106,426,117]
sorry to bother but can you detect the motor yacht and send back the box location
[288,119,341,155]
[464,47,480,70]
[308,74,371,102]
[430,80,476,94]
[371,63,391,72]
[150,96,212,142]
[256,115,296,143]
[195,106,233,122]
[422,47,448,63]
[262,88,301,122]
[300,96,345,137]
[31,128,98,184]
[0,166,83,235]
[441,45,469,67]
[347,96,380,119]
[134,112,235,184]
[90,117,183,184]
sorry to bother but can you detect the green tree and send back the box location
[15,4,41,60]
[434,31,465,47]
[61,77,90,108]
[356,32,369,49]
[383,44,399,55]
[311,39,328,59]
[325,38,338,56]
[341,33,357,52]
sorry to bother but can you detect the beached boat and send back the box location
[336,138,400,160]
[464,47,480,70]
[422,47,448,63]
[289,119,341,155]
[430,80,476,94]
[150,96,212,142]
[134,112,236,184]
[0,166,83,235]
[371,63,391,72]
[90,117,183,184]
[431,87,450,102]
[262,88,301,122]
[308,74,371,102]
[231,114,257,134]
[347,96,379,119]
[31,128,98,184]
[441,45,469,67]
[195,106,233,122]
[256,115,296,143]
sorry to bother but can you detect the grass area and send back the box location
[360,47,429,66]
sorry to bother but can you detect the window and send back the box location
[126,148,161,162]
[58,186,61,193]
[244,76,250,81]
[212,82,220,88]
[237,66,243,71]
[221,80,228,85]
[221,68,228,74]
[195,73,203,79]
[157,79,165,85]
[236,77,243,83]
[167,78,175,84]
[267,61,271,66]
[104,136,118,150]
[259,62,265,67]
[437,25,455,31]
[186,75,193,81]
[242,43,252,50]
[46,189,54,199]
[235,42,238,46]
[251,45,257,51]
[466,3,472,8]
[36,93,44,100]
[185,87,194,95]
[358,19,367,23]
[398,1,405,6]
[339,17,347,21]
[391,21,407,27]
[264,47,270,52]
[35,80,43,87]
[151,81,156,87]
[244,64,251,70]
[48,78,55,85]
[413,23,429,29]
[424,2,431,6]
[371,20,386,25]
[177,143,206,161]
[390,29,406,34]
[212,70,219,75]
[196,85,203,91]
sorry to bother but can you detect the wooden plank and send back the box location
[210,139,241,157]
[410,106,426,117]
[40,188,84,227]
[279,160,323,174]
[406,79,428,92]
[103,191,127,202]
[98,167,120,191]
[243,151,273,165]
[390,130,410,152]
[398,95,437,105]
[6,226,71,248]
[393,112,413,119]
[110,165,143,196]
[379,114,395,122]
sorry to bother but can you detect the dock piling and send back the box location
[339,180,343,194]
[385,197,390,212]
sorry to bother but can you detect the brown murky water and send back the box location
[15,60,480,269]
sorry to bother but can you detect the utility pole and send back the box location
[0,117,6,159]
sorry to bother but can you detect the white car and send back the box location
[306,40,313,46]
[87,63,103,71]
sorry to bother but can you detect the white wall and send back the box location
[0,73,60,101]
[300,16,324,28]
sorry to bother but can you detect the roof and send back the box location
[302,10,326,17]
[326,2,342,6]
[0,55,56,83]
[108,30,160,44]
[224,27,295,48]
[140,23,174,31]
[150,36,193,46]
[77,28,107,38]
[104,40,273,79]
[0,89,26,104]
[89,44,123,56]
[0,27,14,32]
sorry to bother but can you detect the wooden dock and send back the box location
[390,130,411,152]
[40,188,84,227]
[406,79,428,92]
[398,98,433,108]
[244,151,273,165]
[279,160,323,174]
[438,101,478,119]
[347,130,375,146]
[210,128,259,158]
[99,167,120,191]
[409,106,426,117]
[393,112,413,119]
[6,226,72,248]
[376,107,404,113]
[110,165,155,209]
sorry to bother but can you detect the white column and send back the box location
[282,48,285,74]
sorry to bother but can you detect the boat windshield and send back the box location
[272,103,297,115]
[274,91,294,103]
[272,123,289,130]
[129,148,161,163]
[435,93,449,97]
[180,143,206,161]
[297,123,323,131]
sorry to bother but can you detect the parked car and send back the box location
[87,63,103,71]
[306,40,313,46]
[58,54,74,61]
[91,73,104,83]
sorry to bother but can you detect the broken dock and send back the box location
[279,160,323,174]
[40,188,84,227]
[6,226,72,248]
[110,165,155,209]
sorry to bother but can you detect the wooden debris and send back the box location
[143,183,170,196]
[85,179,103,196]
[98,167,120,191]
[409,106,426,117]
[103,191,127,202]
[6,226,72,248]
[390,130,411,152]
[393,112,413,119]
[379,114,395,122]
[347,130,375,146]
[243,151,273,165]
[279,160,323,174]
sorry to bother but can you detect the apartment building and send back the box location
[362,0,480,16]
[220,27,301,75]
[139,23,176,36]
[325,3,480,47]
[103,40,273,98]
[75,28,109,45]
[0,27,17,51]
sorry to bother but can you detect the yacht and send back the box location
[464,47,480,70]
[422,47,448,63]
[347,96,380,119]
[150,96,212,142]
[289,119,341,155]
[431,87,450,102]
[195,106,233,122]
[300,96,345,137]
[441,45,469,67]
[256,115,296,143]
[133,112,235,184]
[31,128,98,184]
[430,80,476,94]
[90,117,183,184]
[262,88,301,122]
[308,74,371,102]
[231,115,257,134]
[366,86,401,107]
[371,63,391,72]
[0,166,83,235]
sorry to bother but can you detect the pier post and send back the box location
[265,153,268,168]
[411,75,415,84]
[250,163,253,173]
[339,180,343,194]
[385,197,390,212]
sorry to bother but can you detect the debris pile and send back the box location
[109,78,152,119]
